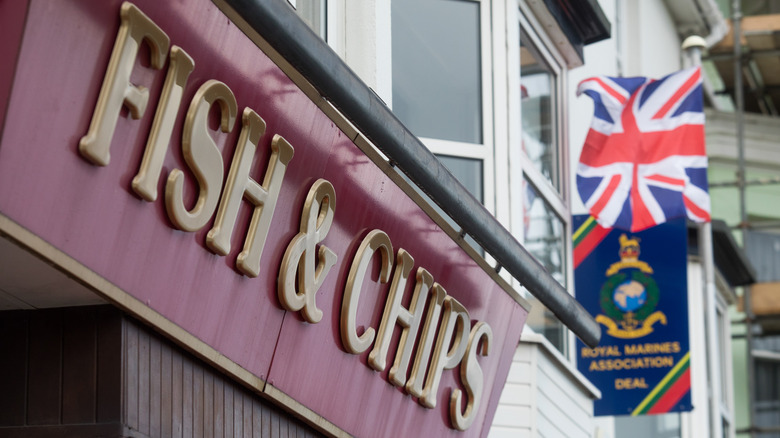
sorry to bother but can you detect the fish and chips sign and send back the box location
[573,216,692,416]
[0,1,529,436]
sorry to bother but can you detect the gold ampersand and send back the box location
[277,179,337,323]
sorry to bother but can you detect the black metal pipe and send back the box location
[219,0,601,348]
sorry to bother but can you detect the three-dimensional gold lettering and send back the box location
[78,2,496,431]
[278,179,337,323]
[341,230,393,354]
[206,125,294,277]
[420,295,470,409]
[133,46,194,201]
[79,2,169,166]
[165,80,237,231]
[451,321,492,430]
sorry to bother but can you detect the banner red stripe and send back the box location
[647,368,692,415]
[631,165,656,232]
[645,174,686,186]
[652,69,701,119]
[590,174,621,218]
[582,130,608,149]
[586,77,628,104]
[684,196,711,221]
[580,125,705,167]
[580,131,634,163]
[573,223,611,268]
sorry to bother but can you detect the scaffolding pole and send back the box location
[731,0,758,436]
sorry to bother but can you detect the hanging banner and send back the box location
[573,215,692,416]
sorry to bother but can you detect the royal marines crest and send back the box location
[596,234,666,339]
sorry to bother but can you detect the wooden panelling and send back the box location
[61,306,97,424]
[490,344,536,435]
[26,309,62,425]
[96,306,122,423]
[1,306,325,437]
[489,338,598,438]
[160,345,173,437]
[0,311,28,426]
[122,315,326,438]
[0,306,122,436]
[0,423,129,437]
[149,334,162,437]
[125,317,139,432]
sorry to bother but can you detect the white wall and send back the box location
[621,1,683,78]
[490,335,600,438]
[337,0,393,105]
[685,262,712,438]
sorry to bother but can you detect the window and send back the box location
[292,0,327,40]
[615,413,682,437]
[392,0,482,144]
[520,28,560,190]
[435,155,484,253]
[715,292,735,437]
[523,178,567,350]
[522,180,564,283]
[391,0,494,213]
[753,335,780,435]
[516,9,571,356]
[437,155,483,202]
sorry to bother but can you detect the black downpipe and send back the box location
[221,0,601,348]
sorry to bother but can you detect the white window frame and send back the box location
[306,0,498,216]
[517,5,569,210]
[417,0,495,215]
[716,281,736,438]
[290,0,329,41]
[389,0,496,215]
[513,1,574,360]
[326,0,393,105]
[326,0,343,51]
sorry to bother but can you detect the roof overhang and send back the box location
[523,0,611,68]
[687,220,756,288]
[663,0,729,47]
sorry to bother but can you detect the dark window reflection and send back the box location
[523,178,566,353]
[438,155,483,202]
[392,0,483,144]
[520,29,559,189]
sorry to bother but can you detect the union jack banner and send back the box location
[576,67,710,232]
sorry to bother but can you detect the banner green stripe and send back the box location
[573,216,597,247]
[631,352,690,416]
[637,369,688,415]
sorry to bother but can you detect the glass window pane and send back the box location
[523,178,567,352]
[523,179,564,284]
[750,336,780,433]
[395,158,484,256]
[615,413,681,437]
[520,30,559,189]
[296,0,327,40]
[437,155,483,202]
[392,0,483,144]
[716,306,730,407]
[437,155,483,253]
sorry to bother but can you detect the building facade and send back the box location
[0,0,601,437]
[2,0,765,437]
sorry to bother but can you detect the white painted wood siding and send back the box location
[489,334,600,438]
